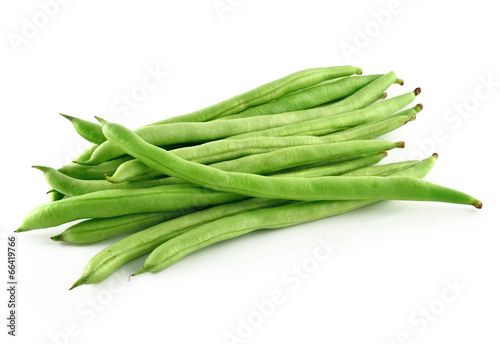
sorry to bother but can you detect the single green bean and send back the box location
[78,72,397,165]
[51,208,199,244]
[58,156,133,180]
[278,152,388,178]
[15,185,245,231]
[100,119,482,208]
[322,107,420,142]
[137,155,439,274]
[60,114,107,144]
[223,75,382,119]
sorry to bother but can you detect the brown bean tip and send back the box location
[414,87,421,96]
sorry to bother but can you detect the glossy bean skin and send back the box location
[60,114,107,144]
[52,153,387,245]
[69,154,415,288]
[36,140,403,196]
[137,155,439,274]
[78,72,397,165]
[148,66,362,125]
[223,75,382,119]
[101,120,482,208]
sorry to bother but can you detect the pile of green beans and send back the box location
[14,66,481,289]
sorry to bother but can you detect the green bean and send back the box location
[73,144,98,163]
[60,114,107,144]
[223,75,382,120]
[322,107,419,142]
[277,152,388,178]
[69,154,411,288]
[342,159,420,176]
[15,185,245,232]
[51,208,199,244]
[52,153,387,245]
[148,66,362,125]
[228,89,418,140]
[208,141,403,175]
[136,154,439,274]
[58,156,133,180]
[77,72,397,165]
[100,119,482,208]
[35,140,403,196]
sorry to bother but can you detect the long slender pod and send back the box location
[99,120,481,207]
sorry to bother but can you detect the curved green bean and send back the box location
[51,208,199,244]
[16,185,245,231]
[60,114,107,144]
[58,156,133,180]
[35,140,403,196]
[100,119,482,208]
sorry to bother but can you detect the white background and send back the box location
[1,1,499,343]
